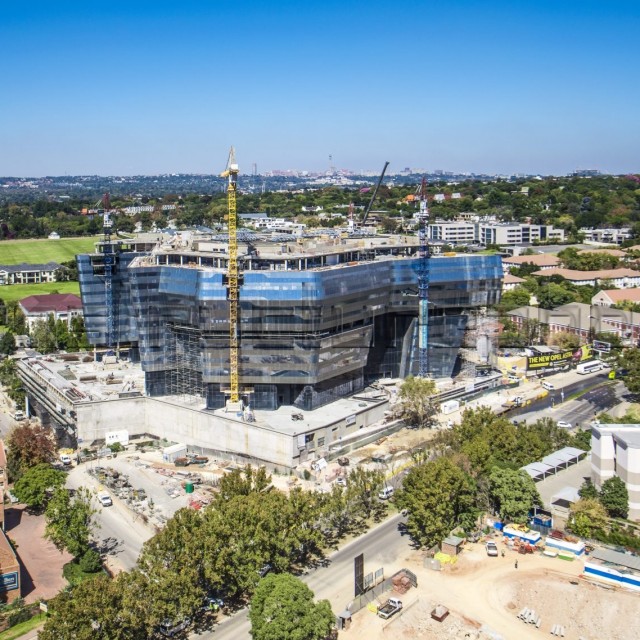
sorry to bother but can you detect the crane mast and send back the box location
[417,177,430,377]
[221,147,241,408]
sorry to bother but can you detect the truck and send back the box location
[377,597,402,619]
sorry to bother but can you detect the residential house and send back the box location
[18,293,83,331]
[502,273,526,292]
[592,288,640,308]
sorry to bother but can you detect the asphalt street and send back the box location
[66,463,154,570]
[201,512,410,640]
[509,373,622,428]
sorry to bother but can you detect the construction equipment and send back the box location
[221,147,242,410]
[102,210,116,348]
[417,177,430,377]
[361,161,389,227]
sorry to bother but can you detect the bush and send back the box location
[303,469,311,481]
[108,442,124,453]
[78,549,102,573]
[8,607,31,627]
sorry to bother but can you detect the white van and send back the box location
[13,410,25,421]
[541,381,555,391]
[378,486,394,500]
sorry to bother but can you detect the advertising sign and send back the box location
[526,345,591,371]
[0,572,19,592]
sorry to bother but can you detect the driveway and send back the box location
[4,506,72,603]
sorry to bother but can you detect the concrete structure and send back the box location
[16,352,391,470]
[531,267,640,288]
[0,262,60,286]
[591,423,640,520]
[18,293,83,331]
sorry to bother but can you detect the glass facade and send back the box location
[78,244,502,410]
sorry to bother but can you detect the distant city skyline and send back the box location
[1,1,639,177]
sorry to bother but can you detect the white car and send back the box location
[98,492,113,507]
[485,541,499,557]
[557,421,572,429]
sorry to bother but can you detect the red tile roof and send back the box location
[19,293,82,314]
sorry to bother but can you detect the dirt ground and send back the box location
[346,539,640,640]
[5,506,72,603]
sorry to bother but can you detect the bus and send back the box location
[576,360,603,375]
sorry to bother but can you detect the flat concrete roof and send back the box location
[593,424,640,449]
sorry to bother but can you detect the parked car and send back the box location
[485,541,499,557]
[157,618,190,637]
[377,597,402,619]
[557,421,572,429]
[378,486,394,500]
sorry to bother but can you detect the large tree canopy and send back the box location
[13,463,66,509]
[395,456,477,547]
[249,573,334,640]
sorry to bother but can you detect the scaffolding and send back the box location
[165,324,203,402]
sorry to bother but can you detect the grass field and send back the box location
[0,237,100,265]
[0,282,80,303]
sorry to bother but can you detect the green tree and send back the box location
[395,456,477,547]
[616,347,640,394]
[346,467,386,522]
[578,479,599,500]
[39,573,147,640]
[569,498,608,538]
[13,463,66,509]
[136,508,207,629]
[249,573,334,640]
[30,317,58,353]
[488,468,541,524]
[45,486,99,558]
[214,464,271,502]
[0,330,16,356]
[398,376,437,428]
[599,476,629,519]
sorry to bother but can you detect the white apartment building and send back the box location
[428,221,476,244]
[479,223,565,246]
[428,221,564,246]
[580,227,632,245]
[591,424,640,520]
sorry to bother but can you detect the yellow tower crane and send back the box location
[221,147,241,410]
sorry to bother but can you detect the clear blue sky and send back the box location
[1,1,639,176]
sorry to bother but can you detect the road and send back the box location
[509,373,622,428]
[201,512,410,640]
[66,463,154,570]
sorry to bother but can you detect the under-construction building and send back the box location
[77,232,502,410]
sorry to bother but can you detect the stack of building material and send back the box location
[391,572,412,595]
